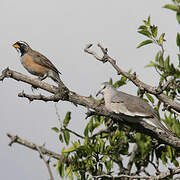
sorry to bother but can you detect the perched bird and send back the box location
[96,82,174,136]
[12,41,61,83]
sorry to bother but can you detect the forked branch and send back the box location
[84,44,180,113]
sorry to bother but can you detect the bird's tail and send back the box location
[144,117,175,137]
[49,70,61,84]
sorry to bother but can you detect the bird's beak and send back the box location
[96,90,102,97]
[12,43,19,48]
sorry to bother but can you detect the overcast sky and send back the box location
[0,0,178,179]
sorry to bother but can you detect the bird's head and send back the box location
[96,82,113,97]
[12,41,30,56]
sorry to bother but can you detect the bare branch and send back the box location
[7,133,65,161]
[84,44,103,61]
[18,91,60,102]
[84,44,180,113]
[127,144,137,173]
[0,68,58,94]
[36,145,54,180]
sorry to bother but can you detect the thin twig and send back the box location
[63,127,85,139]
[7,133,65,161]
[127,144,137,172]
[36,145,54,180]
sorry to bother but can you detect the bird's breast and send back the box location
[20,54,49,76]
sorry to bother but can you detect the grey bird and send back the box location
[96,82,174,136]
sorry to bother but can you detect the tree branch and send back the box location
[94,174,150,179]
[127,144,137,173]
[84,44,180,113]
[7,133,65,161]
[2,68,180,148]
[94,166,180,179]
[36,145,54,180]
[18,91,60,102]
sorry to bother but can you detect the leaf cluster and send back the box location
[52,5,180,180]
[164,0,180,24]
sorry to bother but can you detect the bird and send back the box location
[96,82,174,136]
[12,41,61,83]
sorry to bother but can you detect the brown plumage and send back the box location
[13,41,61,83]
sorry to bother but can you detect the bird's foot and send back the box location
[38,74,48,81]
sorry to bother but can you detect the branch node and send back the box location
[85,110,96,119]
[85,43,93,50]
[7,133,18,146]
[0,67,11,81]
[132,72,137,80]
[97,43,108,54]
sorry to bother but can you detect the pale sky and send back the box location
[0,0,178,179]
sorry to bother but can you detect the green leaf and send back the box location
[99,138,105,153]
[65,166,73,180]
[56,160,60,171]
[155,51,161,62]
[166,145,173,160]
[173,159,179,167]
[59,133,64,143]
[150,25,158,38]
[147,16,151,26]
[101,155,108,162]
[51,127,59,133]
[161,152,168,164]
[164,56,170,70]
[84,125,89,137]
[145,93,154,104]
[178,54,180,67]
[105,160,113,173]
[137,40,153,48]
[176,33,180,48]
[177,12,180,24]
[114,77,127,88]
[163,4,178,11]
[63,130,70,145]
[109,78,113,85]
[138,30,151,38]
[138,25,147,30]
[145,62,157,68]
[159,33,165,44]
[88,117,94,133]
[63,111,71,127]
[57,161,64,178]
[63,146,76,153]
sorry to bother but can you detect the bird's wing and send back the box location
[111,91,155,117]
[110,91,174,136]
[143,117,175,136]
[29,50,61,74]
